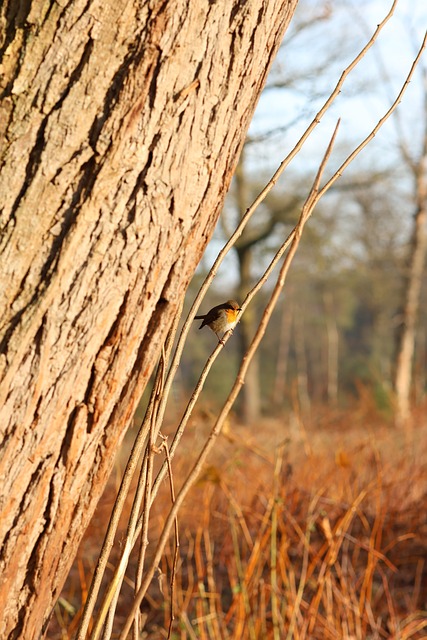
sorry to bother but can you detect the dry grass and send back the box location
[48,403,427,639]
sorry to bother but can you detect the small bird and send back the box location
[195,300,241,342]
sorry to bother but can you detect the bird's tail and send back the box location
[194,315,205,320]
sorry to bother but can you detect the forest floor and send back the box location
[47,400,427,639]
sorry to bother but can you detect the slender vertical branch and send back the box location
[77,313,180,640]
[118,122,339,640]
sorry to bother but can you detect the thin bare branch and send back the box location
[118,122,340,639]
[88,350,167,640]
[318,30,427,200]
[77,312,181,640]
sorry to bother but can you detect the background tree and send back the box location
[393,60,427,425]
[229,152,300,422]
[0,1,297,637]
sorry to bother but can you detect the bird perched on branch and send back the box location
[194,300,241,342]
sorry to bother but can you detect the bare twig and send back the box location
[161,436,180,640]
[118,121,339,640]
[88,349,167,640]
[77,313,180,640]
[112,4,405,559]
[132,353,166,640]
[318,30,427,200]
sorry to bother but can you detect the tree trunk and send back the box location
[234,154,261,424]
[294,304,311,414]
[236,247,262,423]
[324,291,339,405]
[394,160,427,426]
[0,1,297,637]
[272,294,292,409]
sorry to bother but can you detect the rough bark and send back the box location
[0,1,297,637]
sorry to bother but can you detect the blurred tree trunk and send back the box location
[0,1,297,637]
[294,304,311,413]
[272,294,293,408]
[393,65,427,426]
[394,163,427,425]
[234,155,261,423]
[233,150,295,422]
[324,292,339,405]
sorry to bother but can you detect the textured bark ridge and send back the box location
[0,1,296,636]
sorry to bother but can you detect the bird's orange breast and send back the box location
[226,308,239,323]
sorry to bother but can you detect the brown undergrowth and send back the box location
[48,403,427,639]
